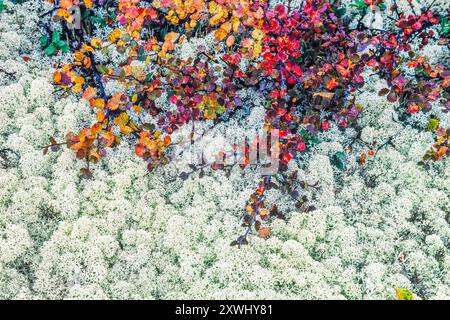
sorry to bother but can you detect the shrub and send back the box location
[40,0,449,244]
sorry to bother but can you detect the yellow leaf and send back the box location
[395,288,414,300]
[108,28,122,43]
[214,28,228,41]
[120,125,134,134]
[102,131,115,147]
[90,38,102,48]
[232,18,240,33]
[164,32,179,43]
[114,112,129,127]
[73,83,83,93]
[226,35,235,47]
[133,105,141,113]
[251,29,264,41]
[221,22,232,33]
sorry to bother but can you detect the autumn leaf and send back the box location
[90,98,105,109]
[82,86,96,101]
[258,227,270,238]
[135,143,146,157]
[226,35,235,47]
[96,110,106,123]
[395,288,414,300]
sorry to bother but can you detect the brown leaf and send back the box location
[313,92,335,105]
[80,168,92,179]
[378,88,389,96]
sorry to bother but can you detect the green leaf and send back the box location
[142,123,155,131]
[440,17,450,35]
[0,1,6,12]
[51,31,60,44]
[350,0,368,13]
[91,16,107,27]
[137,47,146,61]
[332,151,346,170]
[56,40,66,49]
[216,105,226,114]
[119,69,126,81]
[427,118,439,132]
[145,73,153,82]
[59,43,70,53]
[333,6,346,18]
[44,44,56,56]
[160,26,168,40]
[40,35,48,48]
[97,65,107,73]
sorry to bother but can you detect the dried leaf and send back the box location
[80,168,92,179]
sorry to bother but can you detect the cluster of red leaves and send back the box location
[253,1,449,180]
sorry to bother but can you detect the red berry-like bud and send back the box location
[297,141,306,151]
[282,153,292,163]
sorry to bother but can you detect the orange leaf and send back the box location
[90,98,105,109]
[163,135,171,146]
[214,28,228,41]
[91,123,103,135]
[96,110,105,123]
[53,72,62,84]
[83,57,92,68]
[102,132,115,147]
[258,227,270,238]
[59,0,73,10]
[135,143,145,157]
[82,86,96,101]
